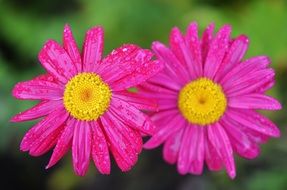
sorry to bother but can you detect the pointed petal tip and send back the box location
[10,115,19,123]
[228,170,236,179]
[143,140,158,149]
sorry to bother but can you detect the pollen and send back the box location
[63,72,111,121]
[178,77,227,126]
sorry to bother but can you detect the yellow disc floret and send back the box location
[63,72,111,121]
[178,77,227,126]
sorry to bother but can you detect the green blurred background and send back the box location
[0,0,287,189]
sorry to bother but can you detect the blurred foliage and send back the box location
[0,0,287,189]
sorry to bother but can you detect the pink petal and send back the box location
[152,41,190,84]
[110,58,163,91]
[152,109,180,128]
[169,27,198,79]
[20,108,68,152]
[109,98,155,135]
[163,127,184,164]
[106,111,142,154]
[225,69,275,97]
[72,120,92,176]
[177,125,192,175]
[220,56,271,86]
[99,44,163,89]
[98,44,142,81]
[220,117,260,159]
[204,25,231,79]
[138,82,178,98]
[82,26,104,72]
[228,93,281,110]
[204,127,222,171]
[226,109,280,137]
[100,115,137,172]
[201,23,215,63]
[23,108,68,156]
[113,90,158,111]
[12,78,63,100]
[147,72,182,92]
[214,35,249,82]
[63,24,82,72]
[38,40,77,84]
[46,118,74,168]
[144,114,185,149]
[109,144,131,172]
[11,100,62,122]
[90,121,111,175]
[189,126,204,175]
[156,98,178,111]
[185,22,203,77]
[207,123,236,179]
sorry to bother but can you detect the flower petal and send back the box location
[163,127,184,164]
[12,78,63,100]
[185,22,203,77]
[38,40,77,83]
[46,118,74,168]
[24,108,69,156]
[225,69,275,97]
[214,35,249,82]
[144,114,185,149]
[72,121,92,176]
[189,126,204,175]
[11,100,62,122]
[201,23,214,62]
[226,109,280,137]
[82,26,104,72]
[63,24,82,72]
[100,115,137,172]
[220,117,260,159]
[228,93,281,110]
[177,125,192,175]
[220,56,271,86]
[110,58,163,91]
[204,25,231,79]
[113,91,158,111]
[90,121,111,175]
[106,111,142,154]
[170,27,198,79]
[207,123,236,179]
[109,98,156,135]
[204,127,222,171]
[152,41,190,84]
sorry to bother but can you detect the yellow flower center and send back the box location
[178,77,227,126]
[63,72,111,121]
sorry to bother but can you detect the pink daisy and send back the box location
[142,22,281,179]
[12,24,163,176]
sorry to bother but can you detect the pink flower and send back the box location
[12,24,163,176]
[141,22,281,179]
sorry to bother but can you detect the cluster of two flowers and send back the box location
[12,22,281,179]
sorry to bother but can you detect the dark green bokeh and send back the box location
[0,0,287,189]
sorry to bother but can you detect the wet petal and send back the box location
[46,118,74,168]
[207,123,236,179]
[63,24,82,72]
[109,98,156,135]
[228,93,281,110]
[90,121,111,174]
[72,121,91,176]
[163,127,184,164]
[204,25,231,79]
[11,100,62,122]
[82,26,104,72]
[12,78,63,100]
[38,40,77,83]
